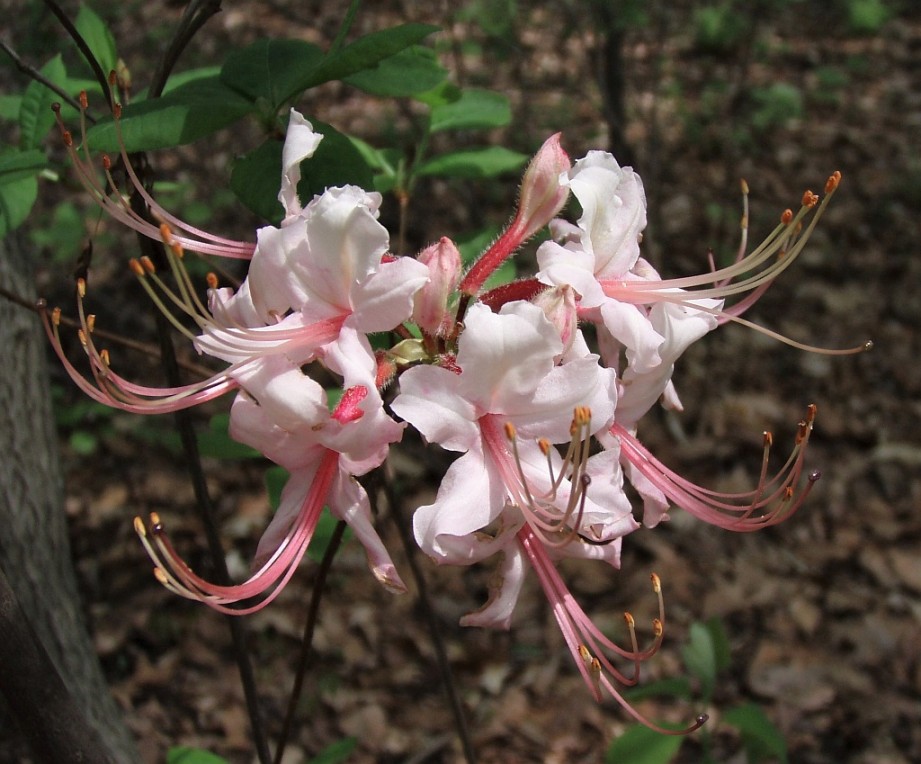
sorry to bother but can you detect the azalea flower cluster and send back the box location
[45,103,865,730]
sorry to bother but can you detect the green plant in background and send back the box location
[845,0,892,34]
[750,82,804,133]
[606,617,788,764]
[168,736,357,764]
[693,2,748,55]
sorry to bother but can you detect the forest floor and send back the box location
[5,1,921,762]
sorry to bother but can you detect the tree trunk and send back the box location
[0,232,139,762]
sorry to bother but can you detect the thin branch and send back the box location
[330,0,363,54]
[149,0,224,98]
[42,0,112,105]
[0,284,216,379]
[380,469,477,764]
[273,520,348,764]
[0,38,91,120]
[131,193,272,764]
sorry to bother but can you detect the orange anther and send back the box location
[825,171,842,194]
[140,256,155,274]
[802,190,819,208]
[806,403,817,423]
[113,103,122,119]
[538,437,551,456]
[650,572,661,593]
[102,154,112,171]
[79,90,88,110]
[781,209,793,225]
[763,431,773,448]
[85,314,96,333]
[76,278,86,298]
[206,272,219,290]
[624,612,635,628]
[62,130,73,147]
[504,422,517,440]
[129,258,145,277]
[51,307,62,326]
[133,516,146,536]
[652,618,664,637]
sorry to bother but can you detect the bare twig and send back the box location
[42,0,112,104]
[149,0,224,98]
[273,520,348,764]
[0,38,91,119]
[0,283,217,379]
[380,469,477,764]
[41,1,272,760]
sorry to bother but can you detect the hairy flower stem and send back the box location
[273,520,347,764]
[380,472,477,764]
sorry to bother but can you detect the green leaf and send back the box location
[430,89,511,132]
[133,66,223,100]
[605,724,684,764]
[415,146,527,179]
[231,121,373,223]
[682,622,717,699]
[299,121,374,199]
[309,737,357,764]
[722,704,788,763]
[222,26,438,111]
[346,136,401,193]
[19,55,67,149]
[166,747,230,764]
[69,430,99,456]
[75,4,118,76]
[703,616,731,673]
[413,80,463,108]
[0,95,22,121]
[304,24,440,91]
[195,413,261,460]
[306,508,350,563]
[0,149,47,184]
[221,39,325,109]
[265,466,289,511]
[230,140,285,222]
[344,45,447,97]
[0,173,38,236]
[85,77,255,151]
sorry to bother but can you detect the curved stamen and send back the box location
[520,528,707,733]
[613,406,821,530]
[496,408,597,548]
[134,451,338,615]
[52,97,256,259]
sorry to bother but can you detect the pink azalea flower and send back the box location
[45,110,429,416]
[136,327,407,614]
[391,301,682,710]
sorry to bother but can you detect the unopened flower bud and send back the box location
[533,284,578,358]
[515,133,572,241]
[413,237,461,335]
[459,135,571,296]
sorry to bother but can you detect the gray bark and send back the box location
[0,232,139,762]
